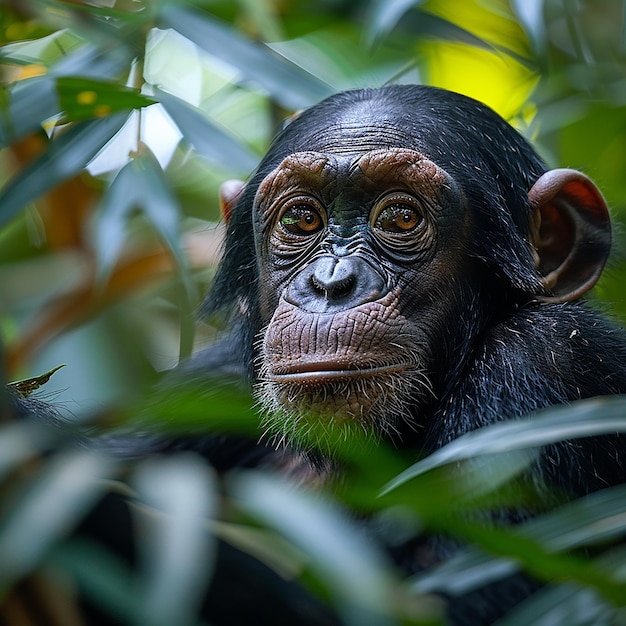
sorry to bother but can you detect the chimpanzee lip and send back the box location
[268,360,410,383]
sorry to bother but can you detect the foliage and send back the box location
[2,0,626,624]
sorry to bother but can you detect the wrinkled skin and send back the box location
[252,148,475,447]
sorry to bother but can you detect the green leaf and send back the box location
[132,455,218,626]
[365,2,491,50]
[210,522,307,581]
[427,519,626,606]
[0,449,115,589]
[123,375,258,435]
[0,30,84,66]
[57,77,156,123]
[0,112,129,228]
[231,472,398,626]
[0,76,59,146]
[52,43,133,82]
[159,5,333,110]
[522,484,626,551]
[156,89,258,174]
[413,484,626,597]
[511,0,547,55]
[92,145,197,360]
[93,146,185,281]
[365,0,428,45]
[381,396,626,495]
[496,584,615,626]
[50,539,138,624]
[0,420,61,482]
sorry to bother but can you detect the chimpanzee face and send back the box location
[211,86,611,452]
[252,147,475,448]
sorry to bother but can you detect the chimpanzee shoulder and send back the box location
[429,301,626,493]
[450,302,626,426]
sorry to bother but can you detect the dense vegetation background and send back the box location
[2,1,626,624]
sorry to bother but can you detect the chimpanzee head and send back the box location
[204,85,610,450]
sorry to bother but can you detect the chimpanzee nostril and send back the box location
[331,277,355,299]
[311,270,355,301]
[285,255,387,313]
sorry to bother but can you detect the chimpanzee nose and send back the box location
[285,256,387,313]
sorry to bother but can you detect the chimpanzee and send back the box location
[201,84,625,468]
[11,84,626,625]
[190,83,626,620]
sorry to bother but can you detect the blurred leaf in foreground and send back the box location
[0,113,128,228]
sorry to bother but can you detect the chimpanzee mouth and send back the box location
[255,355,429,451]
[267,360,412,384]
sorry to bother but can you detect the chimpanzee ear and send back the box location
[528,168,611,303]
[219,179,245,223]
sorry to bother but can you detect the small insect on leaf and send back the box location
[8,364,66,398]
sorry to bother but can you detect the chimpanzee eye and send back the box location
[280,202,324,235]
[372,194,424,234]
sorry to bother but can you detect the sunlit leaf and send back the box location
[421,0,529,56]
[132,455,218,626]
[0,30,84,66]
[416,0,537,119]
[0,112,128,228]
[57,77,156,122]
[367,7,492,51]
[0,449,115,588]
[156,89,258,174]
[382,396,626,495]
[159,5,333,110]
